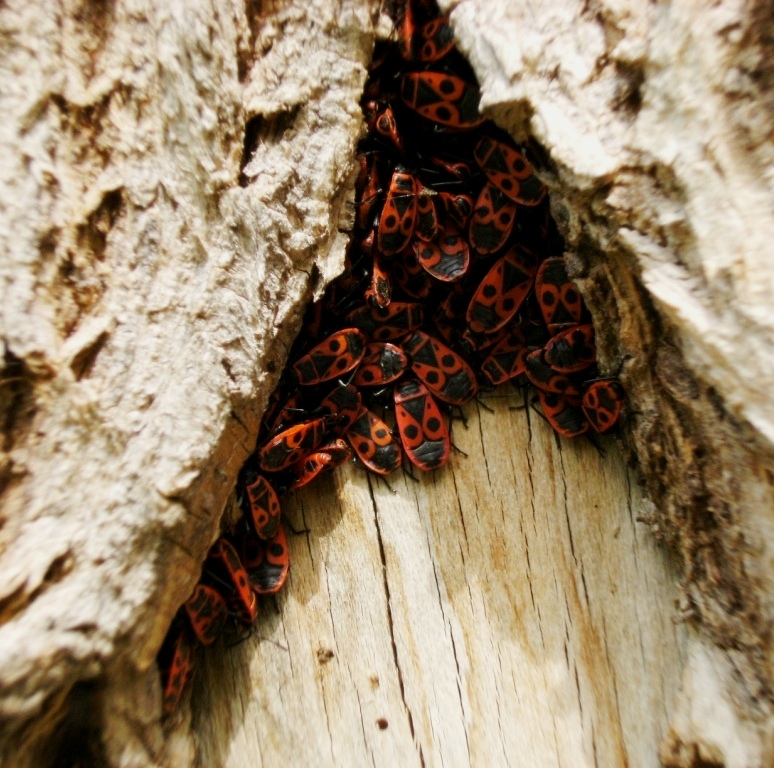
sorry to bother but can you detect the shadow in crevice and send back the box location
[239,106,303,187]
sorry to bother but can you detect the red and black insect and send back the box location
[466,246,537,334]
[524,349,582,398]
[261,390,302,436]
[346,406,402,475]
[365,253,392,308]
[293,328,366,386]
[469,182,517,254]
[413,14,455,61]
[414,182,440,242]
[378,168,418,255]
[356,155,382,230]
[391,246,434,299]
[394,378,449,470]
[396,0,455,62]
[241,523,290,595]
[206,539,258,625]
[474,136,546,206]
[581,379,624,433]
[320,383,362,436]
[184,584,228,646]
[535,257,585,333]
[537,390,589,439]
[289,439,352,490]
[481,327,530,386]
[403,330,478,405]
[429,156,472,182]
[346,301,424,341]
[159,623,196,715]
[259,417,327,472]
[353,342,409,386]
[543,324,596,373]
[243,473,282,540]
[400,72,484,129]
[438,191,474,229]
[414,222,470,282]
[364,100,403,152]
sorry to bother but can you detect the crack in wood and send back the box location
[365,474,421,762]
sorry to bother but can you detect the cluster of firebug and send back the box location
[157,0,625,716]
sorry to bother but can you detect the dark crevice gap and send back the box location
[366,474,421,753]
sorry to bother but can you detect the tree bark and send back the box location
[0,0,369,764]
[0,0,772,766]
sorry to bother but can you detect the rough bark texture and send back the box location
[0,0,371,764]
[0,0,771,766]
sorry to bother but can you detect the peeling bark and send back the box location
[0,0,371,764]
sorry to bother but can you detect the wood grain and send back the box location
[192,395,687,767]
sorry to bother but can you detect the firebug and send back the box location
[241,523,290,595]
[543,324,596,373]
[259,417,327,472]
[206,539,258,625]
[184,584,228,646]
[378,168,418,255]
[159,623,196,715]
[292,328,366,386]
[346,406,402,475]
[535,257,585,333]
[243,473,282,540]
[403,330,478,405]
[353,342,409,386]
[466,245,537,333]
[469,182,517,254]
[582,379,624,433]
[474,136,546,206]
[394,378,450,470]
[400,72,484,129]
[414,222,470,281]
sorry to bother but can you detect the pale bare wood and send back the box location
[192,397,687,767]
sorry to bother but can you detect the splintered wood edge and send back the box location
[188,396,687,768]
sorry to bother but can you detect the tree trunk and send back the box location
[0,0,772,767]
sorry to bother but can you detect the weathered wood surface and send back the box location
[189,399,687,768]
